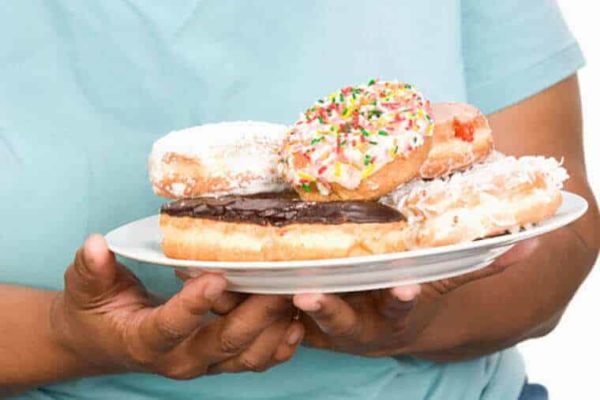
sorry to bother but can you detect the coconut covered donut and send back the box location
[281,80,435,201]
[159,195,409,261]
[381,152,568,248]
[419,102,494,179]
[149,121,289,198]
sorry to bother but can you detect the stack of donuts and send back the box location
[149,80,567,261]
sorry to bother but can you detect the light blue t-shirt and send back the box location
[0,1,583,399]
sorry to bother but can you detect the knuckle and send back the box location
[153,354,209,380]
[219,333,245,354]
[220,316,253,353]
[212,295,238,316]
[240,355,268,372]
[160,365,196,381]
[273,348,293,363]
[274,353,292,364]
[179,291,209,316]
[330,322,359,339]
[155,315,186,343]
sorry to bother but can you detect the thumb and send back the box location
[65,234,119,303]
[433,238,541,295]
[493,238,540,268]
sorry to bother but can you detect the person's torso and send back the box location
[0,1,523,399]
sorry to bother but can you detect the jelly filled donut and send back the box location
[281,80,435,201]
[149,121,289,198]
[419,103,494,179]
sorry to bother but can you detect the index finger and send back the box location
[141,274,227,351]
[446,238,540,290]
[175,270,246,315]
[373,285,420,320]
[293,293,361,339]
[219,295,293,353]
[493,238,540,268]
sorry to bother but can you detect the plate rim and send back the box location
[106,191,588,270]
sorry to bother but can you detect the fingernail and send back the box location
[392,285,421,302]
[525,238,540,253]
[295,294,323,312]
[80,238,103,277]
[287,327,303,345]
[306,301,321,312]
[82,242,97,270]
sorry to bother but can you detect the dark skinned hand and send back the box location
[292,239,539,357]
[51,235,304,380]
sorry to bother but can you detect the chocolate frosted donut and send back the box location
[161,195,404,226]
[159,194,409,262]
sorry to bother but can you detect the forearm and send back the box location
[0,285,103,396]
[406,184,600,362]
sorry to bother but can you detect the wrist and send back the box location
[48,291,124,377]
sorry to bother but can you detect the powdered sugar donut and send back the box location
[149,121,289,198]
[381,152,568,248]
[281,80,434,201]
[419,103,493,179]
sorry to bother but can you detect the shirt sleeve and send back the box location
[461,0,585,114]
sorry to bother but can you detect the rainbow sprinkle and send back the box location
[282,79,434,195]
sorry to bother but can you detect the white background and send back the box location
[518,1,600,398]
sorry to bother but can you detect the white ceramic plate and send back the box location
[106,191,587,294]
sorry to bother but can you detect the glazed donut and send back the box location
[281,80,434,202]
[381,152,568,248]
[149,121,289,198]
[159,195,408,261]
[419,102,494,179]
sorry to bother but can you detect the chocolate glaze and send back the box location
[160,194,405,227]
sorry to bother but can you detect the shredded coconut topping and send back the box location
[381,151,569,223]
